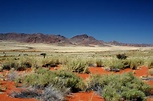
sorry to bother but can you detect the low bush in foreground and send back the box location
[16,67,85,92]
[13,68,85,100]
[87,72,151,101]
[10,85,66,101]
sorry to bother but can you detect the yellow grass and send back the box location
[0,41,153,53]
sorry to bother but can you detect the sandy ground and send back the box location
[0,41,153,52]
[0,66,153,101]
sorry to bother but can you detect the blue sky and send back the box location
[0,0,153,44]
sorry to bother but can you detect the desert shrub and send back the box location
[20,60,32,68]
[21,68,56,88]
[53,70,86,92]
[122,59,131,68]
[110,59,124,70]
[148,69,153,76]
[39,85,68,101]
[148,59,153,69]
[64,59,89,74]
[116,54,127,60]
[17,67,85,92]
[20,57,41,69]
[58,56,69,65]
[86,58,95,67]
[41,57,60,67]
[2,59,20,70]
[10,85,67,101]
[128,58,144,70]
[10,88,41,98]
[7,70,18,81]
[104,59,124,70]
[2,57,35,71]
[87,72,151,101]
[96,59,103,67]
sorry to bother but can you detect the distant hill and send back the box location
[0,33,152,47]
[0,33,71,45]
[70,34,106,46]
[108,40,153,47]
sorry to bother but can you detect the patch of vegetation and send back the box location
[148,59,153,69]
[87,72,151,101]
[103,58,144,71]
[39,85,68,101]
[20,58,32,68]
[41,57,60,67]
[1,57,40,71]
[16,67,85,92]
[128,58,144,70]
[96,59,103,67]
[10,85,67,101]
[2,59,20,70]
[110,59,124,70]
[103,59,124,71]
[63,59,90,74]
[7,70,18,81]
[53,70,86,92]
[148,69,153,76]
[10,87,41,98]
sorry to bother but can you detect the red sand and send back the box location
[67,91,104,101]
[0,66,153,101]
[0,80,37,101]
[72,66,153,101]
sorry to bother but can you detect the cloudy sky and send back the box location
[0,0,153,44]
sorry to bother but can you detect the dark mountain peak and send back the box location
[70,34,105,46]
[71,34,89,39]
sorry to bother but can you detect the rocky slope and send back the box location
[0,33,152,47]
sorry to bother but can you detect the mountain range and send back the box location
[0,33,152,47]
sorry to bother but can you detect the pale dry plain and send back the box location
[0,41,153,53]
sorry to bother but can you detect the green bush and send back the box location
[129,58,144,70]
[2,57,35,71]
[2,59,20,70]
[10,85,67,101]
[16,67,85,92]
[148,59,153,69]
[64,59,89,74]
[148,69,153,76]
[41,57,60,67]
[104,59,124,70]
[20,59,32,68]
[53,70,86,92]
[96,59,103,67]
[110,60,124,69]
[87,72,151,101]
